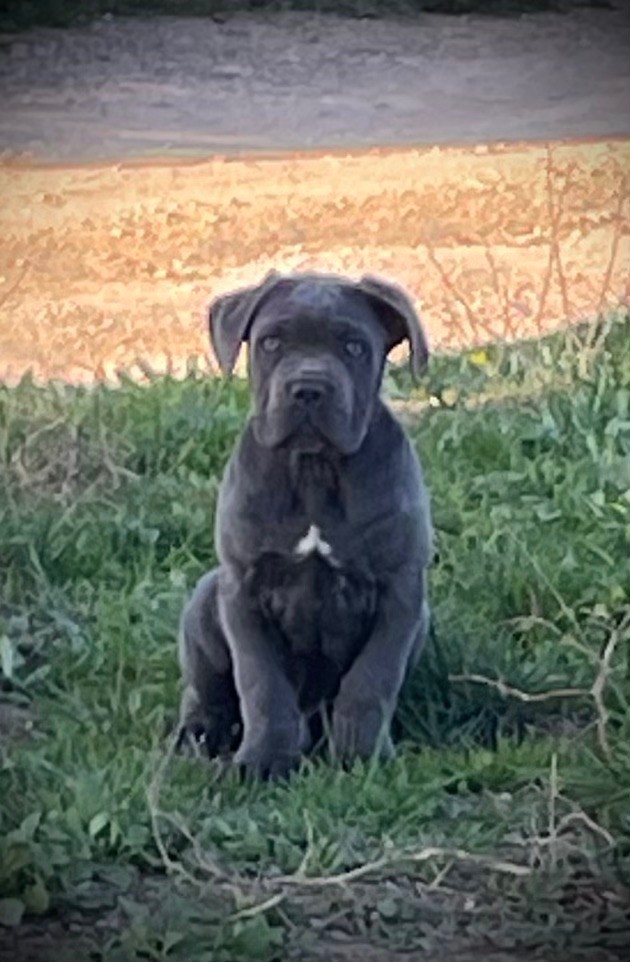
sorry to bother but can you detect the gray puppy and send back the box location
[177,271,433,778]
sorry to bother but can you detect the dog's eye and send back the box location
[345,339,365,358]
[261,335,281,354]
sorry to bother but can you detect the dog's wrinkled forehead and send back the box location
[208,270,429,378]
[264,278,381,333]
[287,279,346,312]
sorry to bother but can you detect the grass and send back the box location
[0,313,629,959]
[0,0,602,34]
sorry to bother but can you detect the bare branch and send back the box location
[556,810,615,848]
[592,618,626,759]
[451,610,629,760]
[276,846,530,887]
[0,261,30,311]
[426,245,479,337]
[597,174,630,318]
[228,893,285,922]
[449,674,589,703]
[485,246,515,339]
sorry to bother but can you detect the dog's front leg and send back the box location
[331,568,427,763]
[219,574,305,779]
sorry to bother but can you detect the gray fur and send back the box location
[177,272,433,778]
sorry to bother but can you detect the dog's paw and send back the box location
[234,734,302,781]
[330,703,395,764]
[175,716,241,760]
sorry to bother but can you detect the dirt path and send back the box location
[1,5,629,163]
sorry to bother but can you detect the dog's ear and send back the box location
[208,271,281,375]
[358,275,429,379]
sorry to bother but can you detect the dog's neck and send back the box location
[288,448,341,518]
[239,401,396,524]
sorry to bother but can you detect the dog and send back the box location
[176,271,433,778]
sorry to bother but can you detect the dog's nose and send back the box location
[289,380,328,406]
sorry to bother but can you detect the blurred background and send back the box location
[0,0,628,381]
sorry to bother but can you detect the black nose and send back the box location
[289,380,327,406]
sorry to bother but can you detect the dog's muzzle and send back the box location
[287,376,334,409]
[255,355,358,452]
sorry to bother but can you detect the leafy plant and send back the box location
[1,313,628,959]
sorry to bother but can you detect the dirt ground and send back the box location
[0,5,628,161]
[0,6,629,383]
[1,138,628,383]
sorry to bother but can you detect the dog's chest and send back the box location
[250,522,378,673]
[293,524,336,563]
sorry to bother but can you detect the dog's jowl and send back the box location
[177,271,433,778]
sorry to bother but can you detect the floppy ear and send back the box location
[358,275,429,379]
[208,271,281,375]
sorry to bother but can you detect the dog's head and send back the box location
[208,271,429,455]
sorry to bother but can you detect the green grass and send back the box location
[0,0,598,34]
[1,314,629,959]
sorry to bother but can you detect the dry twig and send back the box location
[597,174,630,319]
[450,609,629,759]
[276,846,530,887]
[448,674,589,703]
[0,261,30,311]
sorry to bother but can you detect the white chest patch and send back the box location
[294,524,334,561]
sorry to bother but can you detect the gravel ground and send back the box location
[0,4,628,162]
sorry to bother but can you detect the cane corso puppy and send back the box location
[176,271,433,778]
